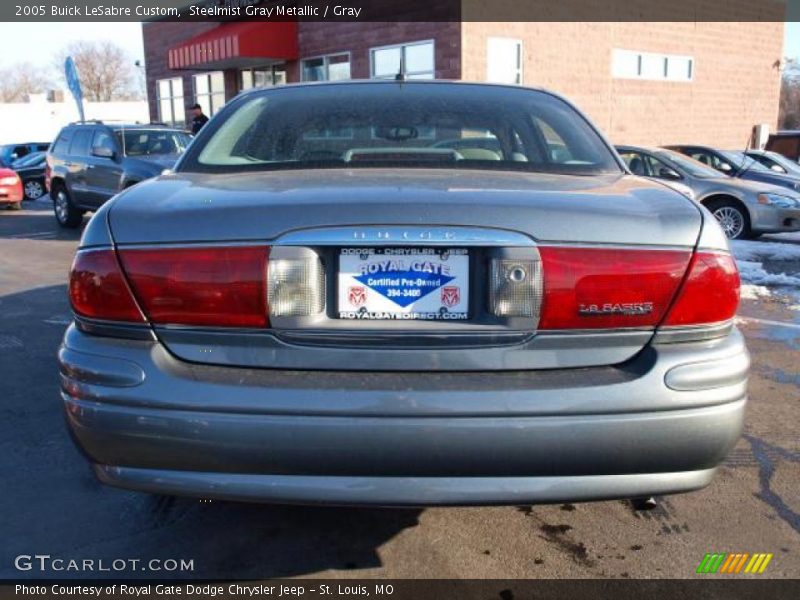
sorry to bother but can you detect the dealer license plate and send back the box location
[338,248,469,320]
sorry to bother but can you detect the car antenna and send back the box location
[395,54,406,82]
[738,132,755,176]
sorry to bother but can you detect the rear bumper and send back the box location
[94,465,719,507]
[60,325,748,505]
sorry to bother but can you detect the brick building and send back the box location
[142,11,785,147]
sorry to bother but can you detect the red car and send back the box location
[0,168,23,210]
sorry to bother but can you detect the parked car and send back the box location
[0,142,50,167]
[617,145,800,239]
[664,144,800,193]
[11,151,47,200]
[62,81,745,506]
[0,168,23,210]
[745,149,800,178]
[765,131,800,164]
[47,122,193,228]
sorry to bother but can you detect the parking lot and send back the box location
[1,198,798,580]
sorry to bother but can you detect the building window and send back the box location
[157,77,184,127]
[612,49,693,82]
[193,71,225,116]
[241,65,287,91]
[487,38,522,85]
[301,53,351,82]
[371,41,435,79]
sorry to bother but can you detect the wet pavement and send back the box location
[1,200,798,580]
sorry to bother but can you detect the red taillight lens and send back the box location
[662,252,739,326]
[69,250,144,322]
[538,247,692,330]
[118,246,269,328]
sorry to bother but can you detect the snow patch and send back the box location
[736,260,800,287]
[730,240,800,262]
[740,284,773,300]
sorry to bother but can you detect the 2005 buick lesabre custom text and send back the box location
[60,81,747,506]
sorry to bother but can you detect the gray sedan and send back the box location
[617,145,800,239]
[60,82,746,506]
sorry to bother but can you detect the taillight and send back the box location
[118,246,269,328]
[538,247,692,330]
[662,251,739,326]
[69,250,144,322]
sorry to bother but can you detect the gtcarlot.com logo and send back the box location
[14,554,194,573]
[697,552,773,574]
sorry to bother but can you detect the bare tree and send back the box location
[0,63,50,102]
[55,41,139,102]
[779,58,800,130]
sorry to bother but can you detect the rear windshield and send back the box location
[115,129,192,157]
[654,150,724,179]
[180,83,620,175]
[720,150,770,172]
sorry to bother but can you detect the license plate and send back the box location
[338,248,469,320]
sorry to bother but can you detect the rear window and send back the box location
[114,129,192,157]
[181,83,620,175]
[68,129,94,156]
[52,130,73,154]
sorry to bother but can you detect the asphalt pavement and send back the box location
[1,199,798,580]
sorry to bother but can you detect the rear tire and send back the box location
[23,178,44,200]
[704,198,751,240]
[53,187,84,228]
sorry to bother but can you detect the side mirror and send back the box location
[658,167,682,180]
[770,164,786,173]
[718,162,733,173]
[92,146,116,160]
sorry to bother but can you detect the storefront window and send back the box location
[157,77,184,127]
[240,65,287,91]
[301,53,351,82]
[193,71,226,116]
[371,41,435,79]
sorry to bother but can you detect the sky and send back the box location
[0,21,797,84]
[0,22,144,77]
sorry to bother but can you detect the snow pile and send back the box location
[736,260,800,287]
[740,283,773,300]
[729,240,800,263]
[730,240,800,288]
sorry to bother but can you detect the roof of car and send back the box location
[615,144,662,153]
[236,78,551,95]
[65,122,180,131]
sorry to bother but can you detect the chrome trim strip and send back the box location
[653,320,734,344]
[536,241,693,251]
[74,316,157,341]
[275,330,534,348]
[275,226,536,247]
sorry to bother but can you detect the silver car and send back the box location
[617,145,800,239]
[61,82,746,506]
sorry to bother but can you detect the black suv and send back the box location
[46,121,192,228]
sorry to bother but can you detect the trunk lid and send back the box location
[109,169,703,371]
[108,169,700,246]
